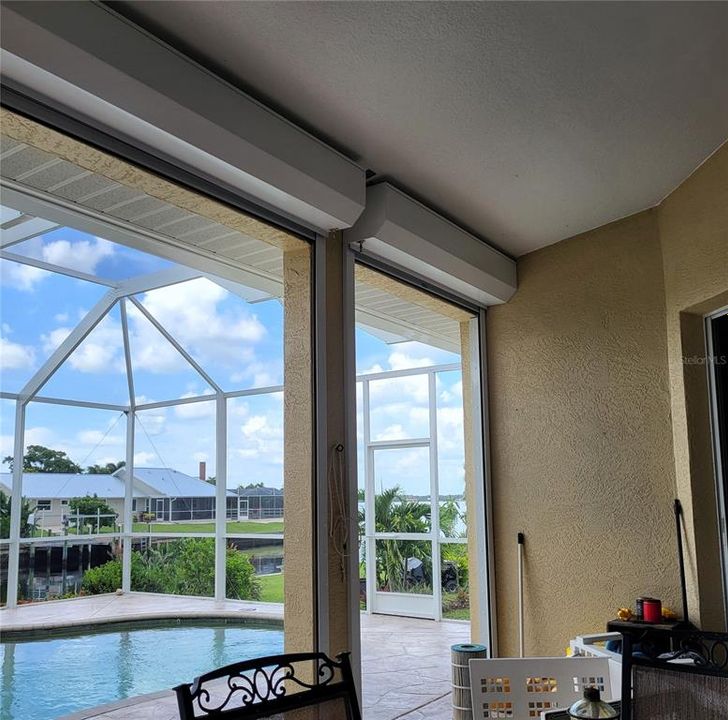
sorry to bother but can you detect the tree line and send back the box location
[2,445,124,475]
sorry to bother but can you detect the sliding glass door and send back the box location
[354,262,490,631]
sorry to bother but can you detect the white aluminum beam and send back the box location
[119,299,135,408]
[0,215,58,248]
[128,296,223,394]
[122,410,134,592]
[368,438,429,449]
[428,371,442,621]
[214,394,227,602]
[134,394,218,412]
[18,291,118,403]
[357,363,459,383]
[1,2,365,230]
[6,400,25,607]
[224,385,284,399]
[362,381,374,617]
[0,248,116,287]
[0,392,126,412]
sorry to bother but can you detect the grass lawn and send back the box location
[258,573,284,603]
[442,606,470,620]
[442,590,470,621]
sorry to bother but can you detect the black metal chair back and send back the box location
[616,623,728,720]
[174,651,361,720]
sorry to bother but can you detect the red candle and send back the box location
[643,597,662,623]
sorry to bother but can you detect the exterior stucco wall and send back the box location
[487,210,680,657]
[658,141,728,630]
[282,246,315,654]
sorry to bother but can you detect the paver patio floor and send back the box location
[0,593,469,720]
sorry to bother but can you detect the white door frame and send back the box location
[706,306,728,626]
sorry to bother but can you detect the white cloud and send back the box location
[228,409,284,485]
[440,380,463,404]
[388,349,434,371]
[77,429,124,446]
[54,313,69,323]
[133,451,156,466]
[174,396,215,419]
[68,335,121,373]
[41,327,72,354]
[41,236,114,274]
[0,334,36,370]
[1,261,48,291]
[23,425,57,448]
[41,314,125,374]
[132,278,266,373]
[230,362,281,388]
[135,407,167,437]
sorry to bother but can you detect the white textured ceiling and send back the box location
[112,1,728,256]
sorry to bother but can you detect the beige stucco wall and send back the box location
[487,209,680,657]
[487,142,727,655]
[658,141,728,630]
[283,247,315,654]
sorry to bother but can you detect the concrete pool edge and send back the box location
[0,592,284,641]
[57,688,176,720]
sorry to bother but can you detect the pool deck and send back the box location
[0,593,469,720]
[0,592,283,636]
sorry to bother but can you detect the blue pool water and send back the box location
[0,622,283,720]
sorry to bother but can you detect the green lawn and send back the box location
[442,590,470,620]
[258,573,284,603]
[443,606,470,620]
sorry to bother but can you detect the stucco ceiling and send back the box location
[111,1,728,257]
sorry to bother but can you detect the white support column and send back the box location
[122,411,134,593]
[120,298,135,593]
[362,380,375,615]
[428,371,443,621]
[6,400,26,608]
[214,394,227,602]
[462,314,493,648]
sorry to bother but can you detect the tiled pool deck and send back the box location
[0,594,469,720]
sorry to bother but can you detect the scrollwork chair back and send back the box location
[174,651,361,720]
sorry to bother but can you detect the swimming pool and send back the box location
[0,620,284,720]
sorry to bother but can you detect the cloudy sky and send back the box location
[0,216,466,497]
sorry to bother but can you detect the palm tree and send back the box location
[360,486,431,592]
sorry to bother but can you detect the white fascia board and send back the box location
[346,184,517,306]
[0,2,365,232]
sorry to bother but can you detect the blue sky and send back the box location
[1,217,466,495]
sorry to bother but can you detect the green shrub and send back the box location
[225,544,260,600]
[69,494,117,531]
[81,558,122,594]
[80,539,260,600]
[442,543,469,588]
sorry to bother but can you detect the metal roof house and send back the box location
[235,486,284,520]
[0,468,240,529]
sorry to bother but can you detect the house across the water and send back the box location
[0,467,244,530]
